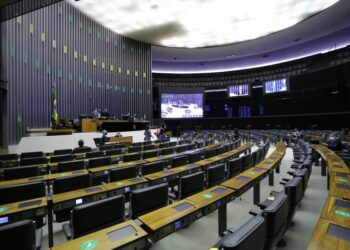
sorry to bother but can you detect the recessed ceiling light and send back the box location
[67,0,339,48]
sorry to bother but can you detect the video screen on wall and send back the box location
[161,93,203,118]
[264,79,288,94]
[228,84,250,97]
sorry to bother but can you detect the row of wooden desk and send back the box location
[307,145,350,250]
[0,141,232,248]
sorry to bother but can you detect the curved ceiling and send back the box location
[152,0,350,73]
[67,0,350,74]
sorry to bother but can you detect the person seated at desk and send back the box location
[92,108,101,119]
[101,108,110,118]
[101,130,110,145]
[327,133,343,151]
[73,139,91,153]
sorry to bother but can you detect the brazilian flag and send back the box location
[51,82,58,127]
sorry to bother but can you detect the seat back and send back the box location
[160,148,174,156]
[123,153,141,163]
[176,145,189,153]
[214,216,266,250]
[73,147,92,154]
[207,163,226,187]
[54,149,73,156]
[105,148,122,156]
[50,154,74,163]
[142,150,158,159]
[57,160,85,173]
[99,145,115,151]
[4,166,40,180]
[71,196,125,239]
[284,177,303,221]
[171,155,188,168]
[0,182,45,205]
[188,151,204,163]
[143,144,155,151]
[242,154,252,171]
[21,151,43,159]
[205,148,217,158]
[179,171,205,199]
[130,183,168,219]
[0,220,36,250]
[20,157,48,166]
[85,151,104,159]
[216,146,226,155]
[142,161,165,175]
[88,157,112,168]
[159,142,170,149]
[128,146,142,153]
[53,174,91,194]
[109,166,138,182]
[228,157,243,178]
[0,153,18,161]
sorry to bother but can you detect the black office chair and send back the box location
[54,149,73,156]
[0,220,37,250]
[280,177,303,226]
[105,148,122,156]
[257,191,289,249]
[4,165,40,180]
[188,151,204,163]
[132,142,143,147]
[170,171,205,200]
[72,147,92,154]
[176,145,189,153]
[62,196,125,240]
[50,154,74,164]
[205,148,217,158]
[88,157,112,168]
[0,153,18,161]
[0,182,46,248]
[207,163,226,187]
[20,157,48,167]
[21,151,44,159]
[242,154,252,171]
[128,146,142,153]
[53,173,92,194]
[85,151,104,159]
[130,183,169,219]
[99,145,115,151]
[123,153,141,162]
[142,161,166,175]
[212,215,267,250]
[216,146,226,155]
[143,144,155,151]
[160,147,174,155]
[228,157,243,178]
[57,160,85,173]
[169,141,177,147]
[189,143,197,150]
[53,174,92,222]
[142,150,158,159]
[159,142,170,149]
[171,155,188,168]
[109,166,138,182]
[114,143,127,149]
[143,141,152,146]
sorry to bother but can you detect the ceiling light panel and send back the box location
[66,0,339,48]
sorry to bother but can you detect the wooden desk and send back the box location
[320,196,350,227]
[103,177,149,197]
[139,199,200,241]
[329,172,350,200]
[52,185,109,205]
[52,220,148,250]
[307,218,350,250]
[0,170,89,187]
[0,197,47,225]
[185,186,236,236]
[81,118,97,132]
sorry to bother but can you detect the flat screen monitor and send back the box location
[228,84,250,97]
[264,79,288,94]
[161,93,203,118]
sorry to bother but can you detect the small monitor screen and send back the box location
[0,217,9,224]
[161,93,203,118]
[75,198,83,205]
[228,84,249,97]
[264,79,288,94]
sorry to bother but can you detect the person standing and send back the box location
[144,124,153,141]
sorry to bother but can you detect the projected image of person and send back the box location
[161,93,203,118]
